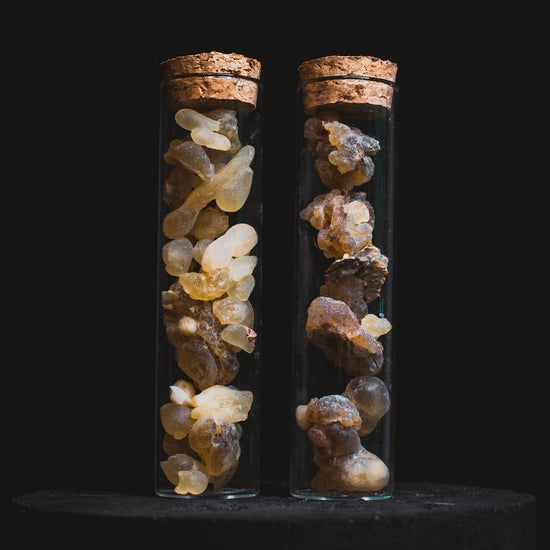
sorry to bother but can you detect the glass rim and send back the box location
[300,74,397,90]
[165,71,262,85]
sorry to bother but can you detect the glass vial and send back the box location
[155,52,262,498]
[290,55,398,500]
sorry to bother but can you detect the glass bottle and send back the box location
[290,55,398,500]
[155,52,262,498]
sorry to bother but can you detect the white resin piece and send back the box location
[191,384,253,422]
[175,108,220,132]
[228,256,257,281]
[162,238,194,276]
[201,224,258,272]
[191,127,231,151]
[220,323,257,353]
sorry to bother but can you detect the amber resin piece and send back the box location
[162,281,239,389]
[220,324,257,353]
[212,297,254,326]
[306,296,383,376]
[163,145,255,239]
[191,207,229,241]
[191,384,253,423]
[162,238,194,277]
[320,245,389,319]
[343,376,390,437]
[179,268,232,301]
[300,189,374,259]
[361,314,392,339]
[159,402,195,440]
[188,415,242,479]
[160,453,208,486]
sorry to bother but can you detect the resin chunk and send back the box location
[191,384,253,422]
[324,121,380,174]
[175,108,221,132]
[162,433,198,458]
[162,282,239,389]
[201,224,258,272]
[306,296,384,376]
[226,274,255,301]
[170,379,196,407]
[179,268,232,300]
[163,166,199,210]
[160,453,208,486]
[176,470,209,495]
[188,415,242,478]
[163,145,255,239]
[213,297,254,326]
[304,117,379,191]
[300,395,361,430]
[216,166,253,212]
[191,207,229,241]
[315,157,373,191]
[228,255,257,281]
[220,324,257,353]
[162,238,194,276]
[311,448,389,493]
[308,423,362,470]
[168,140,215,181]
[159,402,195,440]
[320,245,389,319]
[192,239,212,264]
[191,127,231,151]
[300,189,374,259]
[207,109,242,153]
[343,376,390,437]
[360,314,392,339]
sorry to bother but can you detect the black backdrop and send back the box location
[4,2,542,510]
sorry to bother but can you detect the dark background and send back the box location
[4,0,542,516]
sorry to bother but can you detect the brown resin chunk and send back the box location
[163,164,200,210]
[343,376,390,437]
[302,395,362,429]
[320,245,388,319]
[300,189,374,259]
[303,117,379,190]
[162,281,239,389]
[306,296,383,376]
[188,415,242,481]
[311,448,389,493]
[308,423,362,471]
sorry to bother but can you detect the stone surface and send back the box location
[12,483,535,550]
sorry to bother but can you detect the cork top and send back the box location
[161,51,261,113]
[298,55,397,84]
[161,51,261,81]
[298,55,397,118]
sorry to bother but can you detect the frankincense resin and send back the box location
[156,52,262,498]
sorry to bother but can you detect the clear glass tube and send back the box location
[290,61,398,500]
[155,55,262,498]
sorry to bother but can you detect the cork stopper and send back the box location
[161,51,261,113]
[298,55,397,118]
